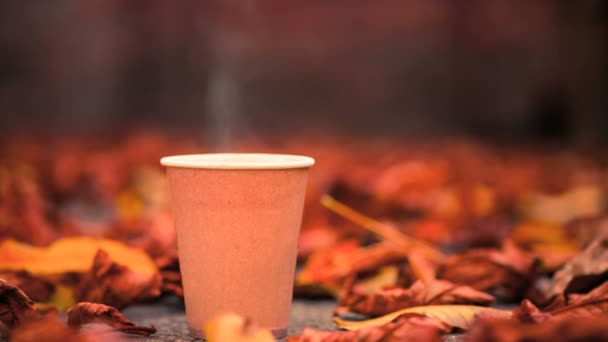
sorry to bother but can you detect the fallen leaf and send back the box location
[297,223,340,259]
[0,271,55,302]
[45,285,76,312]
[295,241,409,297]
[155,251,183,299]
[204,313,274,342]
[438,240,537,300]
[547,292,608,320]
[0,166,59,246]
[67,302,156,336]
[338,280,495,317]
[510,221,578,252]
[109,212,176,258]
[0,280,40,330]
[334,305,511,331]
[509,221,578,271]
[466,316,608,342]
[0,237,158,277]
[523,185,603,225]
[565,280,608,306]
[513,282,608,323]
[405,250,438,282]
[545,226,608,297]
[511,299,552,323]
[288,314,444,342]
[320,195,443,262]
[76,249,161,309]
[9,313,91,342]
[296,240,360,286]
[350,266,400,295]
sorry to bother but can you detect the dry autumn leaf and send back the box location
[204,313,275,342]
[0,237,157,277]
[523,185,604,225]
[295,240,409,297]
[67,302,156,336]
[76,249,161,309]
[465,316,608,342]
[155,251,183,299]
[348,266,400,295]
[338,280,495,317]
[0,271,55,303]
[320,195,443,262]
[514,281,608,324]
[288,314,444,342]
[0,237,161,309]
[509,221,578,271]
[0,280,40,331]
[9,313,93,342]
[544,227,608,298]
[438,240,537,300]
[334,305,511,331]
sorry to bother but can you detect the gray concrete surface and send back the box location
[122,298,339,341]
[122,297,464,341]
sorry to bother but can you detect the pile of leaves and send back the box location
[2,133,608,341]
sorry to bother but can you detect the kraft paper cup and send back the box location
[161,153,314,339]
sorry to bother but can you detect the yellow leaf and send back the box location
[45,285,75,311]
[205,313,275,342]
[320,195,443,262]
[355,266,399,294]
[334,305,511,331]
[0,237,157,277]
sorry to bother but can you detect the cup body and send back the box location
[162,154,313,338]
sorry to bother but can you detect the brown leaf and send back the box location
[295,241,409,297]
[511,299,552,323]
[513,282,608,323]
[0,166,58,246]
[566,280,608,306]
[0,271,55,302]
[67,302,156,336]
[545,226,608,297]
[0,280,40,331]
[297,222,341,260]
[111,212,176,258]
[10,313,90,342]
[348,266,400,295]
[0,237,158,277]
[406,249,438,282]
[339,280,494,317]
[155,250,183,299]
[548,294,608,320]
[288,314,444,342]
[320,195,443,262]
[334,305,511,331]
[296,240,360,285]
[204,313,275,342]
[76,249,161,309]
[465,316,608,342]
[438,240,537,300]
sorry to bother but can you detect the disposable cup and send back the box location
[161,153,314,338]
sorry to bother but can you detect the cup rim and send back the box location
[160,153,315,170]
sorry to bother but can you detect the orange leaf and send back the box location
[204,313,274,342]
[334,305,511,331]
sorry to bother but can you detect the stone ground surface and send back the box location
[0,298,463,341]
[122,297,464,341]
[122,298,338,341]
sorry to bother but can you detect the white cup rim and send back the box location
[160,153,315,170]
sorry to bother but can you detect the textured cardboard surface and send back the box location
[166,167,309,337]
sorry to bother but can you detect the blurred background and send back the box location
[1,1,608,312]
[0,0,606,143]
